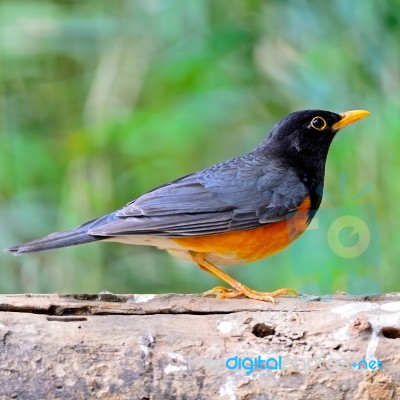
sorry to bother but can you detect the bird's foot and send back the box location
[203,285,298,302]
[191,251,297,303]
[202,286,241,299]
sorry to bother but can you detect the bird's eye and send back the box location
[310,116,327,131]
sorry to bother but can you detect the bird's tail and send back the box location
[7,229,99,254]
[7,213,115,254]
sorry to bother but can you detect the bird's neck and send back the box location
[301,166,325,213]
[256,142,328,213]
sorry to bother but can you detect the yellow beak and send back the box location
[332,110,370,130]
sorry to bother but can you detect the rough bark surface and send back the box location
[0,292,399,399]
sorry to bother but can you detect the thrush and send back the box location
[8,109,370,301]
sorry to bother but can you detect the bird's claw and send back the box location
[202,285,298,302]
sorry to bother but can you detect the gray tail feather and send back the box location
[6,212,116,255]
[7,229,100,254]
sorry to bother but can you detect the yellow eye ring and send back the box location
[310,116,327,131]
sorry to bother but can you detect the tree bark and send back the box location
[0,293,399,399]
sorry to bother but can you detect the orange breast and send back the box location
[173,197,311,263]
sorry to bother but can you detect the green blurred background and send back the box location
[0,0,398,295]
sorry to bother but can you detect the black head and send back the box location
[253,109,370,198]
[257,109,370,173]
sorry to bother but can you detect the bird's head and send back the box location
[259,109,370,174]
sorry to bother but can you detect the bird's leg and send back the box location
[190,251,298,302]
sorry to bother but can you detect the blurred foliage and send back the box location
[0,0,399,294]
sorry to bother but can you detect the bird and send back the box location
[7,109,370,302]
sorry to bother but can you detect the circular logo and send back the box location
[327,215,370,259]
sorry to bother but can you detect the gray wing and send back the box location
[89,157,309,237]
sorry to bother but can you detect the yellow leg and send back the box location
[190,251,298,302]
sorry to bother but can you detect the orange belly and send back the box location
[173,197,311,263]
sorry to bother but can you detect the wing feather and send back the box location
[89,156,309,237]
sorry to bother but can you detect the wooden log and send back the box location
[0,293,399,399]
